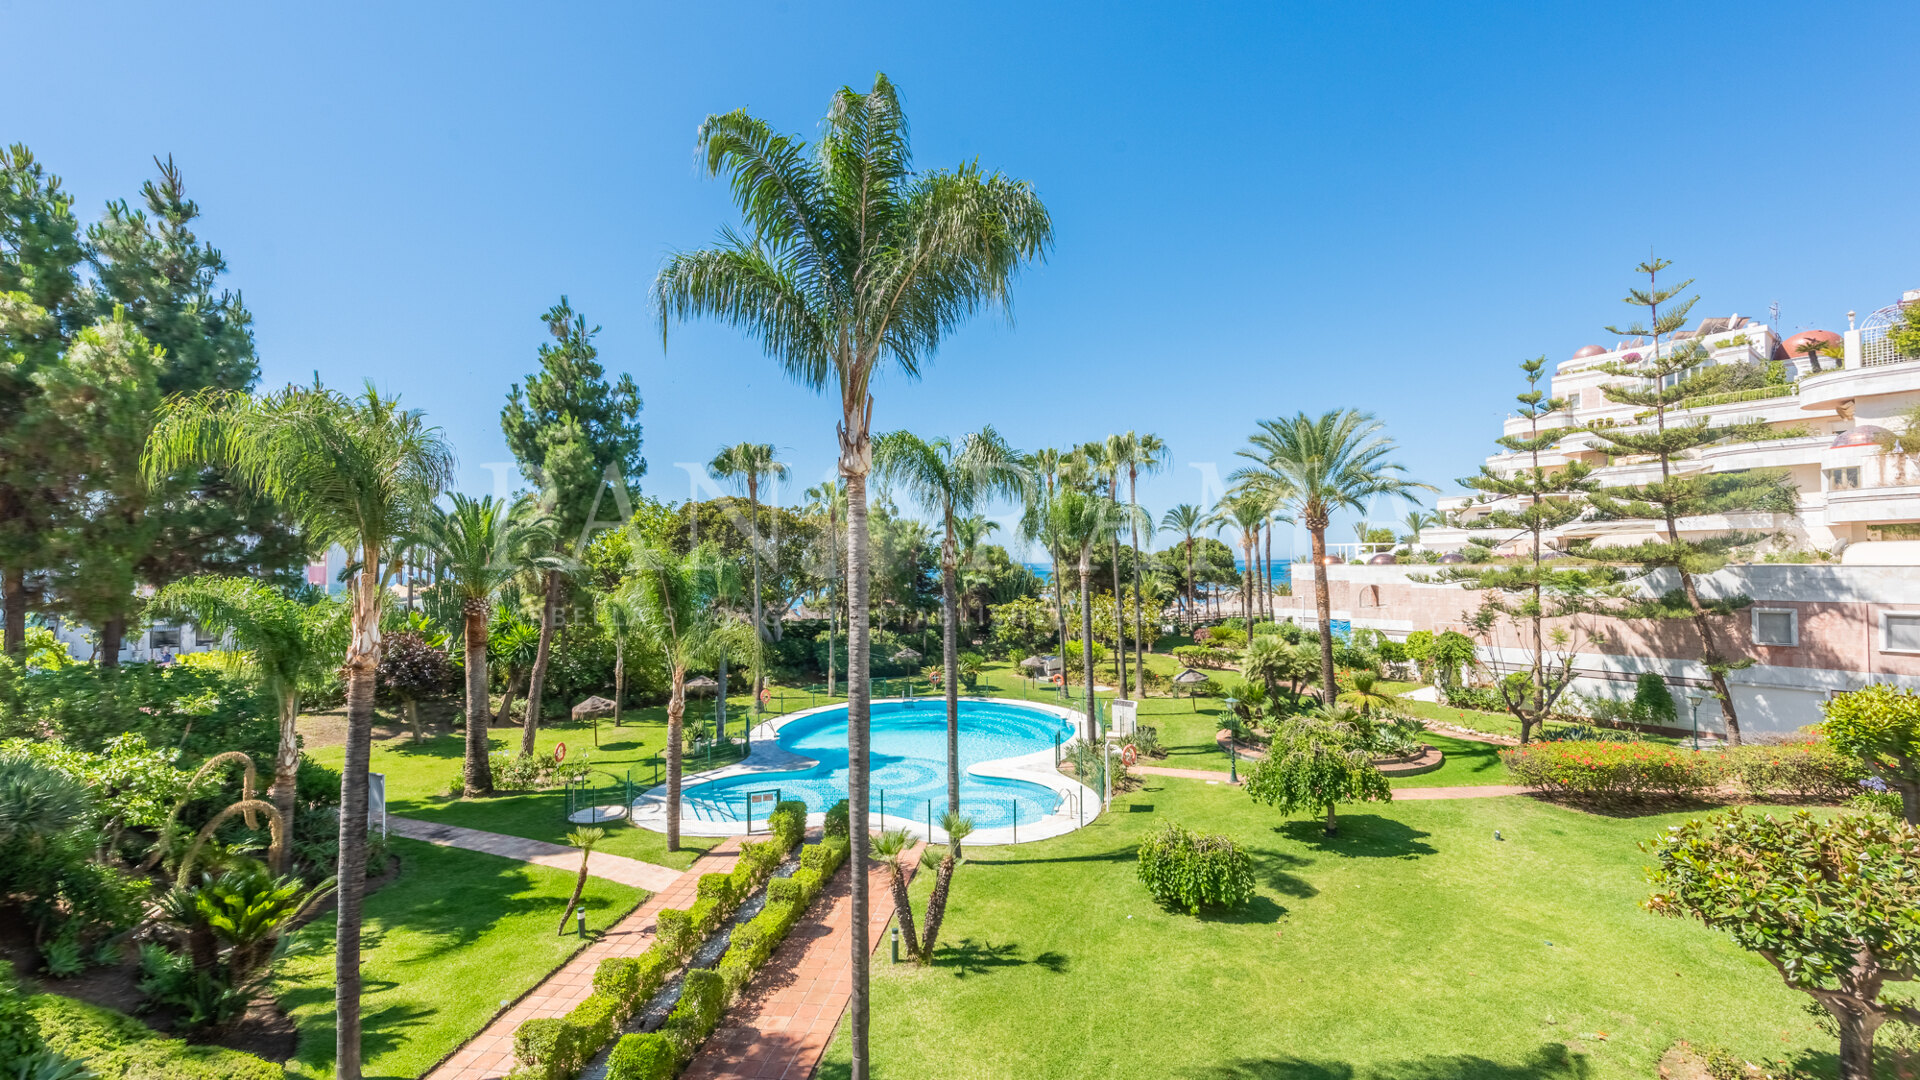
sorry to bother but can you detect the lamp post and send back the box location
[1685,691,1704,751]
[1223,696,1240,784]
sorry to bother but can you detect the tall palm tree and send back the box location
[1161,504,1206,618]
[803,481,846,696]
[417,494,556,797]
[1082,440,1130,688]
[1020,448,1071,700]
[1209,493,1270,626]
[1238,410,1431,703]
[1400,508,1435,547]
[874,426,1026,815]
[1108,432,1167,698]
[147,577,343,872]
[143,383,451,1080]
[955,514,999,628]
[1039,489,1123,741]
[654,77,1050,1074]
[621,539,753,851]
[708,442,789,711]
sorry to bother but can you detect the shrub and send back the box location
[823,799,850,838]
[1500,741,1728,800]
[695,873,737,909]
[790,868,822,899]
[1135,822,1255,915]
[591,957,643,1014]
[766,877,804,906]
[1724,739,1866,800]
[766,800,807,850]
[1438,683,1504,712]
[605,1033,676,1080]
[662,969,725,1061]
[653,909,694,957]
[1632,672,1679,726]
[27,994,281,1080]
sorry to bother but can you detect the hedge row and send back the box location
[23,993,283,1080]
[511,802,808,1080]
[1500,739,1867,801]
[604,833,852,1080]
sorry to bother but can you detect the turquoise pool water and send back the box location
[680,699,1075,830]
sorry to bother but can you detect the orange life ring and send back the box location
[1121,745,1138,766]
[1051,674,1064,685]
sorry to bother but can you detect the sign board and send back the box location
[367,772,387,838]
[745,789,781,833]
[1109,699,1137,737]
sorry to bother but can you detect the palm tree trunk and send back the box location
[941,523,961,816]
[1242,534,1254,625]
[887,864,920,961]
[1262,523,1274,623]
[520,569,561,755]
[1110,535,1126,688]
[612,638,625,726]
[2,566,25,658]
[843,461,874,1079]
[463,607,492,796]
[1079,547,1098,745]
[748,480,766,706]
[270,692,299,874]
[334,562,382,1080]
[1126,476,1145,699]
[1311,526,1337,704]
[1050,544,1069,700]
[666,673,685,851]
[919,852,958,961]
[717,652,729,741]
[1184,538,1195,619]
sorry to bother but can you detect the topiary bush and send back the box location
[1135,821,1255,915]
[823,798,850,839]
[604,1033,676,1080]
[1725,737,1867,800]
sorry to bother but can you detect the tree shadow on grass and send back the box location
[1275,815,1436,859]
[1195,894,1288,926]
[932,938,1070,978]
[1242,847,1317,899]
[1183,1043,1590,1079]
[978,844,1139,867]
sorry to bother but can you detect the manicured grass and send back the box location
[276,838,643,1080]
[819,781,1830,1079]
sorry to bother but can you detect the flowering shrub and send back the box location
[1724,739,1867,800]
[1500,741,1727,800]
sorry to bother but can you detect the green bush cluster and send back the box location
[603,834,851,1080]
[0,662,276,767]
[513,801,810,1080]
[1170,645,1236,669]
[1135,821,1255,915]
[23,992,282,1080]
[822,798,850,839]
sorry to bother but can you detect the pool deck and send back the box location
[627,696,1102,846]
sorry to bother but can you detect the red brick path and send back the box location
[682,842,926,1080]
[421,837,746,1080]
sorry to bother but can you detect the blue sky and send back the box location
[12,1,1919,560]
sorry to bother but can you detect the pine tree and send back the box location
[500,298,644,748]
[1574,259,1798,746]
[1426,358,1617,742]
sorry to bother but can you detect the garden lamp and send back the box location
[1685,691,1704,751]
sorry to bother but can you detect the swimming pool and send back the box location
[679,699,1077,831]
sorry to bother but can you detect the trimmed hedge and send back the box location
[25,994,283,1080]
[513,813,811,1080]
[1503,737,1869,803]
[604,835,851,1080]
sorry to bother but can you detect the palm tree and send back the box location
[708,443,790,712]
[1020,448,1072,699]
[874,427,1025,815]
[1110,432,1167,698]
[597,591,640,727]
[1209,493,1269,626]
[1400,508,1435,547]
[954,514,999,629]
[417,494,556,797]
[1047,489,1126,747]
[143,383,451,1080]
[803,481,846,696]
[622,539,754,851]
[490,613,542,726]
[1082,440,1128,688]
[654,78,1050,1070]
[555,826,605,934]
[869,828,921,961]
[1238,410,1431,704]
[147,577,343,872]
[1161,504,1206,618]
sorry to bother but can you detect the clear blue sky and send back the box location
[12,1,1919,559]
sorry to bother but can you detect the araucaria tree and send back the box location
[1645,809,1920,1078]
[501,298,645,753]
[418,494,557,796]
[874,426,1025,815]
[1239,411,1431,703]
[143,384,452,1080]
[1576,260,1797,747]
[146,576,342,872]
[1426,358,1616,743]
[653,73,1050,1075]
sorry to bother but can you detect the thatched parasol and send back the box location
[1173,667,1210,711]
[684,676,719,695]
[892,648,922,664]
[1019,655,1049,671]
[571,695,617,721]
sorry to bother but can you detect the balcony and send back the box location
[1826,479,1920,525]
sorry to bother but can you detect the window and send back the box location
[1825,467,1861,491]
[1751,608,1797,647]
[1884,613,1920,654]
[149,626,182,649]
[195,625,217,647]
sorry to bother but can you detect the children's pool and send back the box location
[679,699,1075,830]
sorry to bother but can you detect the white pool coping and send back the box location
[627,696,1104,845]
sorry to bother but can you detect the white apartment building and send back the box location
[1425,289,1920,557]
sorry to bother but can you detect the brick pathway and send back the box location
[421,837,746,1080]
[683,842,926,1080]
[1133,763,1243,783]
[391,816,683,892]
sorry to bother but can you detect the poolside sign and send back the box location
[745,788,781,833]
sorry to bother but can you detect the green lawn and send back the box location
[276,838,643,1080]
[819,781,1831,1079]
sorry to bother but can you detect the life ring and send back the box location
[757,686,771,706]
[1051,674,1064,685]
[1121,744,1138,766]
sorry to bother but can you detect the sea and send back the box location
[1023,560,1291,587]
